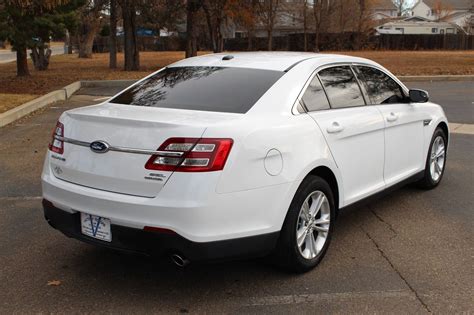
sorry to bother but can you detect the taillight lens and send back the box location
[48,121,64,154]
[145,138,233,172]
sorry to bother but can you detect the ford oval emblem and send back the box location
[90,140,110,153]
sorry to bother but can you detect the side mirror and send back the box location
[409,89,429,103]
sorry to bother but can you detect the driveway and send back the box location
[0,81,472,313]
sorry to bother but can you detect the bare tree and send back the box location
[119,0,139,70]
[77,0,106,58]
[202,0,228,53]
[302,0,309,51]
[313,0,331,52]
[353,0,378,49]
[432,0,453,21]
[464,6,474,34]
[257,0,280,51]
[338,0,349,33]
[185,0,202,58]
[227,0,258,50]
[109,0,118,69]
[393,0,406,16]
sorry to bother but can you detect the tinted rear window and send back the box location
[110,66,284,113]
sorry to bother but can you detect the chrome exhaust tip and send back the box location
[171,254,190,267]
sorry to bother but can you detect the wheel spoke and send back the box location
[297,227,308,248]
[309,193,325,217]
[432,140,438,156]
[436,142,444,154]
[314,225,329,233]
[313,218,330,225]
[302,200,311,220]
[311,233,319,257]
[435,161,442,174]
[435,148,445,159]
[306,232,316,258]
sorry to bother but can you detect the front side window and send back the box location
[355,66,405,105]
[318,66,366,109]
[301,75,330,112]
[110,66,284,114]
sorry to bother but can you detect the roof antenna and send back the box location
[222,55,234,61]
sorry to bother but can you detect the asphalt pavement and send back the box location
[0,82,472,313]
[405,80,474,124]
[0,45,65,64]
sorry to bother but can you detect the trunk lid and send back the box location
[50,103,240,197]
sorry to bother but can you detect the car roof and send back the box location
[168,52,377,72]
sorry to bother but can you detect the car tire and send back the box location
[274,175,335,273]
[417,127,447,189]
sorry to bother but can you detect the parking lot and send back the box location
[0,81,473,313]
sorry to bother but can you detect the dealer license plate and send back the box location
[80,212,112,242]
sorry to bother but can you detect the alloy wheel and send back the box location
[430,135,446,182]
[296,191,331,260]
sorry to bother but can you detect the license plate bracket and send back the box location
[80,212,112,242]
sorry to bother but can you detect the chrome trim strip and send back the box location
[54,136,184,156]
[57,136,90,147]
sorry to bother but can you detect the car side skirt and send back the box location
[339,170,424,213]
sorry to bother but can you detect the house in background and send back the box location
[371,0,400,20]
[250,0,307,38]
[410,0,473,32]
[375,18,465,34]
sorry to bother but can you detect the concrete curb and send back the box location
[0,80,137,128]
[0,90,67,127]
[63,81,82,99]
[400,75,474,82]
[81,79,137,87]
[0,74,472,128]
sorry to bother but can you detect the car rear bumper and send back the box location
[43,199,279,261]
[42,155,297,243]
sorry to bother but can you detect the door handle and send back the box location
[386,112,398,122]
[327,122,344,134]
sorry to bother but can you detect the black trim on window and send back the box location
[317,65,367,110]
[353,65,409,105]
[293,62,410,115]
[350,65,370,105]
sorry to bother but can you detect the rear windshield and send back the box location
[110,66,284,113]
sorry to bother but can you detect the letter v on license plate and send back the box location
[80,212,112,242]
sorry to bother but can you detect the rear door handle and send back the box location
[327,122,344,134]
[386,112,399,122]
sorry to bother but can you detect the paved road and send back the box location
[0,83,473,313]
[0,45,65,64]
[405,81,474,124]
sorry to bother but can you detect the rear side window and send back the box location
[318,66,366,109]
[355,66,405,104]
[301,75,330,112]
[110,66,284,114]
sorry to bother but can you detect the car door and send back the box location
[302,65,386,206]
[354,65,426,186]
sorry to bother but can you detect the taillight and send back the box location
[145,138,233,172]
[48,121,64,154]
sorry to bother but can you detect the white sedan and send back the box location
[42,52,448,272]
